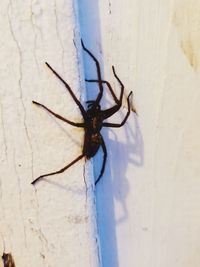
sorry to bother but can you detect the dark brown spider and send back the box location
[31,40,136,186]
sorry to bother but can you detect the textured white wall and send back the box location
[1,1,200,267]
[0,1,99,266]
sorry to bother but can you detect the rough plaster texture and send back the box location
[0,1,99,266]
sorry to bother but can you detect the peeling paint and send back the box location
[66,215,89,224]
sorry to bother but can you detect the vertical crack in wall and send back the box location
[0,102,8,161]
[30,0,40,71]
[54,0,65,70]
[7,2,48,264]
[83,161,88,205]
[13,148,27,248]
[31,186,48,267]
[72,0,89,209]
[7,1,30,252]
[73,1,101,266]
[8,1,34,181]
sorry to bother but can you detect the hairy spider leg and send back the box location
[111,66,124,104]
[85,79,119,104]
[31,154,84,185]
[81,39,104,105]
[85,66,124,105]
[45,62,87,119]
[112,66,137,114]
[102,91,132,128]
[85,66,127,119]
[95,136,107,185]
[32,101,84,127]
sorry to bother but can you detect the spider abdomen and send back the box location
[83,132,101,159]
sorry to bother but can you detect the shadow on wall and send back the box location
[109,114,143,224]
[77,1,144,267]
[95,111,143,267]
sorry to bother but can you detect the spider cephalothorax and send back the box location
[86,100,101,113]
[31,40,136,186]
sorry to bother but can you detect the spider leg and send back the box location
[31,154,85,185]
[95,136,107,185]
[102,66,126,118]
[45,62,87,119]
[86,78,121,119]
[112,66,124,104]
[112,65,137,115]
[85,79,119,104]
[32,101,85,127]
[102,91,132,128]
[86,66,126,120]
[81,40,103,104]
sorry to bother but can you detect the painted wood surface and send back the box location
[80,0,200,266]
[0,1,99,266]
[1,1,200,267]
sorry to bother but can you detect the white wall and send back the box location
[1,1,200,267]
[93,1,200,267]
[0,1,99,266]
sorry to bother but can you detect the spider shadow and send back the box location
[95,110,143,265]
[109,112,143,223]
[48,113,83,147]
[38,177,87,196]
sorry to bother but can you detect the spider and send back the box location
[31,40,136,186]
